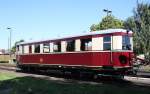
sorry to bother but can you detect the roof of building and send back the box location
[19,29,132,45]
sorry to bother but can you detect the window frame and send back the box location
[43,43,50,53]
[80,38,92,51]
[66,40,75,52]
[103,36,111,50]
[53,42,61,52]
[122,35,131,50]
[34,44,40,53]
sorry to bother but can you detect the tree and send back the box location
[90,15,124,31]
[124,17,136,31]
[131,2,150,62]
[90,24,100,31]
[123,17,142,54]
[123,2,150,62]
[11,39,24,53]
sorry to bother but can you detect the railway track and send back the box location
[136,71,150,78]
[1,64,150,78]
[0,65,16,71]
[0,64,150,86]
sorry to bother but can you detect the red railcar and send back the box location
[16,29,134,77]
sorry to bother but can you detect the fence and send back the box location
[0,54,15,63]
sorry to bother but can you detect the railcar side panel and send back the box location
[18,51,132,68]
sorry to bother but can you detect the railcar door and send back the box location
[103,36,112,65]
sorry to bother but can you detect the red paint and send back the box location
[17,51,133,68]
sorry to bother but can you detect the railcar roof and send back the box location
[18,29,132,45]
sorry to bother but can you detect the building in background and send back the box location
[0,49,5,54]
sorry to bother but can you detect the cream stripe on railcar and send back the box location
[112,36,122,50]
[61,41,67,52]
[92,37,103,50]
[75,39,81,51]
[24,45,29,54]
[32,45,35,53]
[19,45,22,54]
[40,44,43,53]
[50,43,54,52]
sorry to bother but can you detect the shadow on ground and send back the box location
[0,75,150,94]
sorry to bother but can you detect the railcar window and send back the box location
[17,45,19,51]
[53,42,61,52]
[34,44,40,53]
[81,38,92,51]
[66,40,75,51]
[103,36,111,50]
[29,45,32,53]
[122,35,131,50]
[43,43,50,53]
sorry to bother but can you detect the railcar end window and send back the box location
[16,45,19,51]
[103,36,111,50]
[34,44,40,53]
[81,38,92,51]
[66,40,75,51]
[53,42,61,52]
[43,43,50,53]
[122,35,131,50]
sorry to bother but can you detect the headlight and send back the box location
[119,55,127,64]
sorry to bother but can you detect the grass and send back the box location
[0,73,150,94]
[0,72,16,81]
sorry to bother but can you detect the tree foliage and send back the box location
[124,2,150,62]
[133,2,150,61]
[124,17,136,31]
[123,17,141,54]
[90,15,124,31]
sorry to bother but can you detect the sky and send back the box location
[0,0,149,49]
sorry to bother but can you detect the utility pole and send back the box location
[7,27,12,59]
[103,9,112,26]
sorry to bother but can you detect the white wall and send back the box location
[112,36,122,50]
[61,41,66,52]
[130,37,133,50]
[50,43,54,52]
[24,45,29,54]
[32,45,35,53]
[40,44,43,53]
[75,39,81,51]
[92,37,103,50]
[19,46,22,54]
